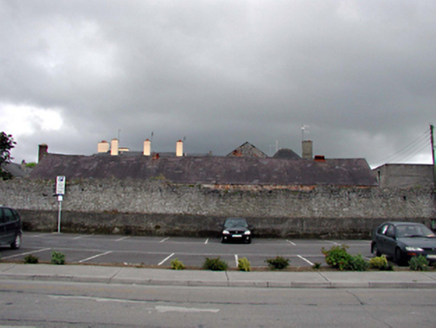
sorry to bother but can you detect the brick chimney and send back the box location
[302,140,313,159]
[143,139,151,156]
[38,144,48,163]
[176,140,183,157]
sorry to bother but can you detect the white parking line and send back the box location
[204,238,209,244]
[115,236,130,242]
[79,251,113,263]
[158,253,175,266]
[73,235,87,240]
[159,237,170,243]
[286,240,296,246]
[235,254,239,267]
[2,248,51,260]
[297,255,314,266]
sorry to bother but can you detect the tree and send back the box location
[0,132,16,180]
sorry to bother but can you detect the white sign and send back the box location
[56,176,66,195]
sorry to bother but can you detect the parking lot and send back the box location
[1,232,373,268]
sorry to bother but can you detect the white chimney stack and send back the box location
[143,139,151,156]
[176,140,183,157]
[111,138,119,156]
[97,140,110,153]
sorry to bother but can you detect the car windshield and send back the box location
[224,219,248,228]
[396,225,435,238]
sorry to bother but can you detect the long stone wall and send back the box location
[1,178,435,239]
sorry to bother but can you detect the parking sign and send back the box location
[56,176,66,195]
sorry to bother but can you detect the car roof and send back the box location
[383,222,425,227]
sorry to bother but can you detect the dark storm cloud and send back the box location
[0,1,434,166]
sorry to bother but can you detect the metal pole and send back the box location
[431,124,436,188]
[57,198,62,233]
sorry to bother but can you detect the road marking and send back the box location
[73,235,87,240]
[286,240,296,246]
[2,248,51,260]
[235,254,239,267]
[79,251,112,263]
[159,237,170,243]
[156,306,219,313]
[204,238,209,244]
[158,253,175,266]
[297,255,314,266]
[115,236,130,242]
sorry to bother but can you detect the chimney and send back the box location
[38,144,48,163]
[97,140,110,153]
[176,140,183,157]
[110,138,119,156]
[143,139,151,156]
[302,140,313,159]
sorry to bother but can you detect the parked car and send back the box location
[371,222,436,265]
[0,206,22,249]
[221,217,251,244]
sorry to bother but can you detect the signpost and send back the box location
[56,176,66,233]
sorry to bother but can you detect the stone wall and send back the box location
[1,178,435,239]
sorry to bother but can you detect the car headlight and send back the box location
[223,230,230,235]
[244,231,251,235]
[405,246,424,252]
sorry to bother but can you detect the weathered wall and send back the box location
[1,178,435,238]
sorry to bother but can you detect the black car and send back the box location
[371,222,436,265]
[221,218,251,244]
[0,206,22,249]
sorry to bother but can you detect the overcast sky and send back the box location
[1,1,435,168]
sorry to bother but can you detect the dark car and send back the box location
[221,217,251,244]
[371,222,436,265]
[0,206,22,249]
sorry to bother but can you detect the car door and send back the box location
[375,224,389,254]
[383,224,397,258]
[0,208,5,244]
[2,208,18,244]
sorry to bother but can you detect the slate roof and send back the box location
[226,142,268,158]
[29,153,378,186]
[2,162,28,178]
[273,148,302,159]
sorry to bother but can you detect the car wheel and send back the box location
[394,248,404,265]
[10,234,21,249]
[372,243,381,257]
[221,236,225,244]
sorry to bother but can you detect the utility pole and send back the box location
[431,124,436,187]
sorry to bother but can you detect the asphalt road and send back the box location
[1,232,373,268]
[1,280,435,327]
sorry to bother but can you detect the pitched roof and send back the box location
[29,153,377,186]
[273,148,301,159]
[226,142,268,158]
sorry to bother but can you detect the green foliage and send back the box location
[51,251,65,265]
[369,255,393,270]
[322,245,369,271]
[0,132,16,180]
[348,254,369,271]
[265,256,290,270]
[24,254,39,264]
[312,262,322,270]
[25,162,37,168]
[203,257,228,271]
[170,258,186,270]
[409,255,430,271]
[238,257,251,272]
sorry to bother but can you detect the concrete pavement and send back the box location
[0,263,436,288]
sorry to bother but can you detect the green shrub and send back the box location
[203,257,228,271]
[348,254,369,271]
[409,255,429,271]
[369,255,393,270]
[265,256,290,270]
[312,262,322,270]
[322,245,369,271]
[51,251,65,265]
[24,254,39,264]
[322,245,352,271]
[238,257,251,272]
[170,258,186,270]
